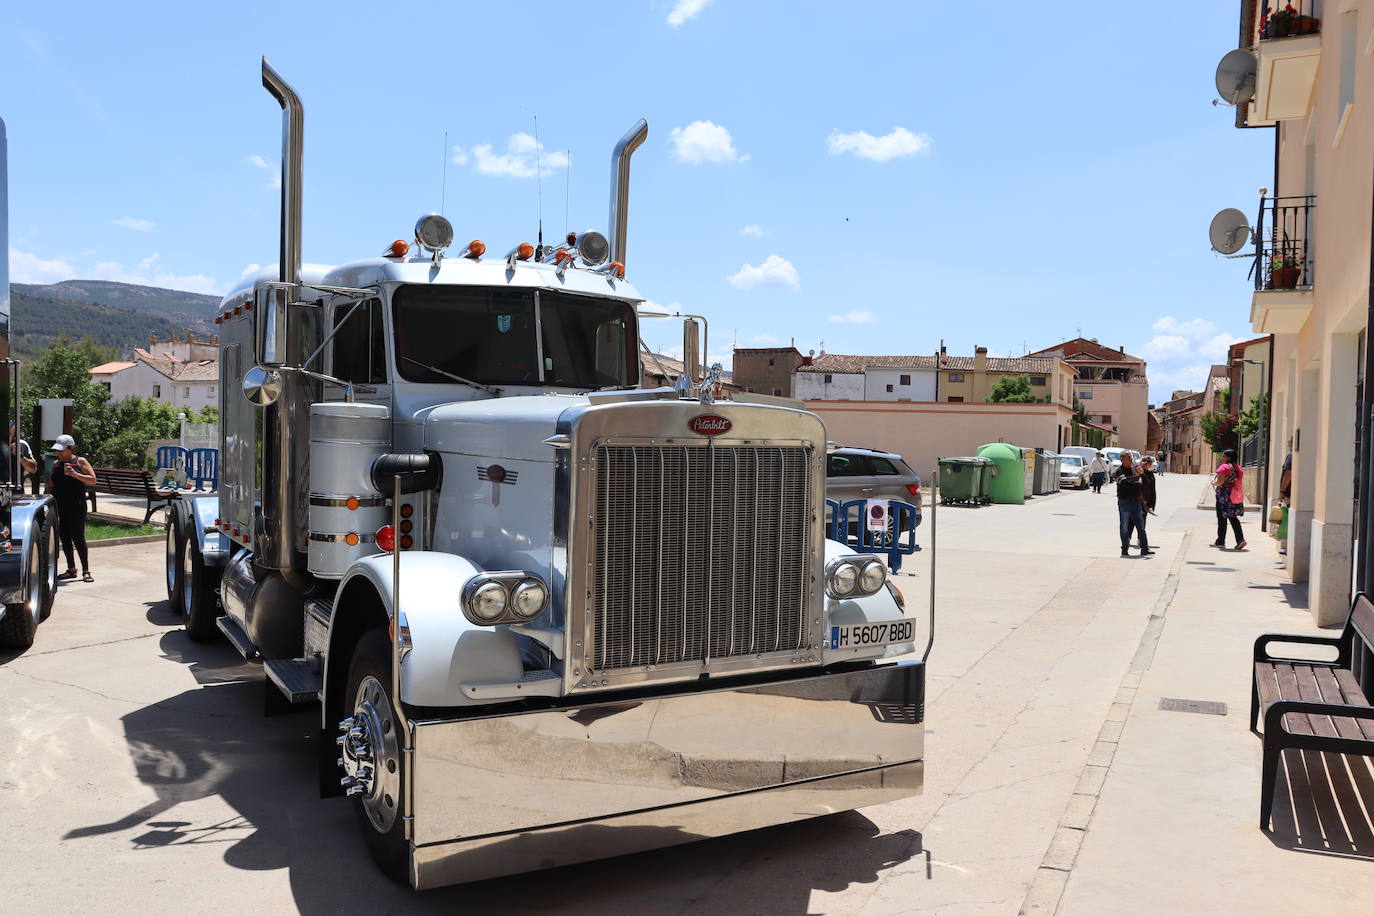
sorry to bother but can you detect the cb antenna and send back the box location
[534,115,544,258]
[440,130,448,216]
[564,149,571,238]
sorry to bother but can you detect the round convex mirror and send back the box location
[242,366,283,406]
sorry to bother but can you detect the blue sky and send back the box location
[2,0,1271,403]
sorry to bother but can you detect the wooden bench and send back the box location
[1251,593,1374,829]
[90,467,176,524]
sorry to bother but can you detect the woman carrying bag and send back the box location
[1211,447,1246,550]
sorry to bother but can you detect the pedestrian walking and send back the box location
[47,434,95,582]
[1088,451,1109,494]
[1157,449,1167,476]
[1139,454,1157,539]
[1113,451,1152,557]
[1211,447,1247,550]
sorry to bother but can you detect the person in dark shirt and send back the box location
[1139,454,1157,542]
[1112,451,1152,557]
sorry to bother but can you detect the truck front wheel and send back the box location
[341,628,407,882]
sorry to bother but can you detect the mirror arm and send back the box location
[301,295,372,371]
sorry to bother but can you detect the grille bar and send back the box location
[592,444,812,672]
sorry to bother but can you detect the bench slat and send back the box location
[1293,666,1341,739]
[1255,662,1282,707]
[1313,667,1367,741]
[1353,595,1374,651]
[1272,664,1313,735]
[1334,669,1374,740]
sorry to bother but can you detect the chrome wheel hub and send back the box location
[338,675,401,832]
[180,535,194,613]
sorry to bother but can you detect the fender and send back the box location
[183,494,229,565]
[0,496,54,604]
[328,552,526,711]
[820,537,913,665]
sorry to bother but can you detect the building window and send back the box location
[885,384,894,393]
[772,388,783,396]
[949,372,965,382]
[768,358,775,367]
[153,384,161,398]
[1099,414,1112,423]
[824,374,833,383]
[100,382,111,393]
[184,387,191,397]
[1078,390,1092,399]
[1030,376,1046,386]
[1337,10,1358,143]
[899,374,911,385]
[948,396,964,402]
[208,387,216,397]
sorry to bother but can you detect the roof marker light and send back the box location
[460,240,486,259]
[386,239,409,258]
[603,260,625,279]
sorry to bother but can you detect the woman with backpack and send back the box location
[1212,448,1246,550]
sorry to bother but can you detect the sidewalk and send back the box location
[1054,501,1374,912]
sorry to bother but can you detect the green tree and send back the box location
[986,374,1038,403]
[1236,392,1268,441]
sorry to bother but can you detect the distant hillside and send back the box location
[13,279,221,324]
[8,284,218,364]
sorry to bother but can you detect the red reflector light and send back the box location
[376,525,395,552]
[906,483,920,496]
[400,534,413,550]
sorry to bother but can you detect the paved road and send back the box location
[1,474,1345,914]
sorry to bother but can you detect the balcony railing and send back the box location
[1256,2,1322,43]
[1254,195,1314,292]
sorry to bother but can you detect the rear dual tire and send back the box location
[165,505,222,642]
[0,513,53,650]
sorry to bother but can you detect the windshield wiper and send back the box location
[401,357,502,396]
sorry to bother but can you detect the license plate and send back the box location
[826,619,915,649]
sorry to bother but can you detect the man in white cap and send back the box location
[47,434,96,582]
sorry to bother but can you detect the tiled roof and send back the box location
[796,354,938,374]
[940,355,1061,374]
[1028,337,1143,363]
[88,361,135,374]
[140,356,218,381]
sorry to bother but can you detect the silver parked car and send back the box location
[1058,454,1089,489]
[826,447,924,544]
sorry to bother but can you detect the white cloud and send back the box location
[667,0,715,27]
[669,121,748,165]
[1141,334,1191,361]
[638,299,682,317]
[827,310,878,325]
[739,224,766,237]
[1199,332,1245,361]
[450,145,469,166]
[1152,316,1216,338]
[466,133,570,179]
[1138,315,1248,402]
[8,247,75,284]
[238,263,263,280]
[88,253,221,295]
[112,216,154,232]
[247,154,281,189]
[727,254,799,291]
[827,126,932,162]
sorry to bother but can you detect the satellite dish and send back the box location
[1215,49,1257,106]
[1209,208,1252,255]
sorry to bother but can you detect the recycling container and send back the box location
[1033,449,1061,495]
[938,457,994,505]
[1017,447,1035,498]
[977,443,1026,505]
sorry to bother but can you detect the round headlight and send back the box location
[829,561,858,598]
[577,230,609,266]
[415,213,454,252]
[858,559,887,595]
[511,579,548,619]
[469,581,507,622]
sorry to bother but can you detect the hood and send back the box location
[423,395,588,462]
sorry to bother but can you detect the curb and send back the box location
[88,533,164,549]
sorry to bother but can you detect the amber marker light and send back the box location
[386,239,410,258]
[607,261,625,278]
[345,497,360,511]
[461,239,486,259]
[345,532,360,547]
[554,249,573,264]
[517,242,534,260]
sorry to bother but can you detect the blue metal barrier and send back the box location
[826,498,922,572]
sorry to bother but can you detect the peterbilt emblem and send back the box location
[688,414,731,436]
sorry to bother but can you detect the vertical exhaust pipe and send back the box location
[0,116,14,499]
[607,119,648,269]
[262,58,302,289]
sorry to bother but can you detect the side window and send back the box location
[828,454,873,477]
[331,298,387,384]
[869,456,899,475]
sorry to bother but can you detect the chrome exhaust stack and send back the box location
[261,58,303,289]
[0,115,14,494]
[606,119,648,270]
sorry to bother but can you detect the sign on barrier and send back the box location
[826,497,921,572]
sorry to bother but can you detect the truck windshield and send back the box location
[393,286,637,388]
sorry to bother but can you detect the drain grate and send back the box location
[1159,698,1227,716]
[1052,513,1076,516]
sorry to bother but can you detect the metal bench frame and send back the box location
[91,468,175,524]
[1250,593,1374,829]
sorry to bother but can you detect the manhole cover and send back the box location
[1159,698,1227,716]
[1052,513,1076,516]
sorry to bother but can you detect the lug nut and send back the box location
[339,776,355,787]
[338,717,355,730]
[346,785,366,797]
[336,757,345,768]
[348,726,364,739]
[336,735,347,748]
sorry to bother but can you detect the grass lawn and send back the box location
[86,521,161,540]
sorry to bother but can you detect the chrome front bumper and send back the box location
[407,660,924,889]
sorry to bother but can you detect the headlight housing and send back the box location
[825,556,888,600]
[462,571,550,625]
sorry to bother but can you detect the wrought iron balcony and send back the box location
[1256,2,1321,42]
[1254,195,1314,292]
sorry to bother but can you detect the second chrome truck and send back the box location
[164,58,927,889]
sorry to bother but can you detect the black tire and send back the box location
[165,506,187,616]
[344,628,408,882]
[184,540,223,643]
[0,540,43,650]
[37,510,58,621]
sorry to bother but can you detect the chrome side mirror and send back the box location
[682,318,701,388]
[254,287,287,368]
[242,365,282,406]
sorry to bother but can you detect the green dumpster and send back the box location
[977,442,1026,505]
[938,457,996,505]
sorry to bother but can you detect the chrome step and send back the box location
[216,614,258,660]
[264,657,322,704]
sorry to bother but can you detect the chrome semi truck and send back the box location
[163,59,926,888]
[0,116,61,650]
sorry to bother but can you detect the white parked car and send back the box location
[1058,454,1089,489]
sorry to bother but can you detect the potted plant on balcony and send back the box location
[1261,4,1297,39]
[1294,11,1320,34]
[1268,246,1302,290]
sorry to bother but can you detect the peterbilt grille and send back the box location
[591,444,813,672]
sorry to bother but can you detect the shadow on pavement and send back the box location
[63,628,923,913]
[1267,749,1374,860]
